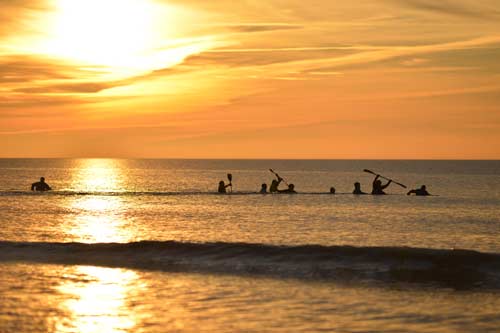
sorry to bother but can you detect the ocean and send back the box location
[0,159,499,332]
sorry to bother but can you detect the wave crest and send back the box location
[1,241,499,289]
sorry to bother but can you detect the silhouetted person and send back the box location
[330,187,336,194]
[371,175,392,195]
[269,176,283,193]
[31,177,52,192]
[218,180,232,193]
[278,184,297,194]
[260,183,268,193]
[407,185,430,196]
[353,182,366,195]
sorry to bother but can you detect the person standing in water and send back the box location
[269,171,296,193]
[31,177,52,192]
[371,175,392,195]
[269,176,283,193]
[407,185,431,196]
[218,180,232,193]
[353,182,366,195]
[259,183,268,193]
[278,184,297,194]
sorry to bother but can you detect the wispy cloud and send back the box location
[0,95,76,111]
[214,23,302,33]
[172,35,500,78]
[13,82,116,94]
[0,55,76,83]
[1,0,499,158]
[390,0,500,20]
[340,84,500,102]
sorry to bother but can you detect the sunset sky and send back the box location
[1,0,499,158]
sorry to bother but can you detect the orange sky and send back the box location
[1,0,499,158]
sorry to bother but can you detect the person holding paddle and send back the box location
[218,173,233,194]
[218,181,232,193]
[269,169,296,193]
[269,169,284,193]
[363,169,406,195]
[269,179,282,193]
[372,175,392,195]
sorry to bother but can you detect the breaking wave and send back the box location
[1,241,499,290]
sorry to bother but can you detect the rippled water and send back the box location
[1,159,499,332]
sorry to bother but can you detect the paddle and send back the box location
[269,169,289,186]
[227,173,233,193]
[363,169,407,189]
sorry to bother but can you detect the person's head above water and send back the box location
[330,187,336,194]
[354,182,361,189]
[421,185,427,190]
[261,183,267,189]
[374,180,382,187]
[40,177,45,182]
[219,180,225,186]
[288,184,295,190]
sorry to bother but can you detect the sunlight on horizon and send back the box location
[70,159,125,192]
[65,159,136,243]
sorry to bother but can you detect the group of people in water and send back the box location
[31,171,430,196]
[217,171,298,194]
[350,175,429,196]
[217,171,431,196]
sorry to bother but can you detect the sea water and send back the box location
[0,159,499,332]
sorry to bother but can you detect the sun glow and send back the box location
[46,0,157,67]
[35,0,213,80]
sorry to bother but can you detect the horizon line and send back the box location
[0,157,499,161]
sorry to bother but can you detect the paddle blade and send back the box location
[227,173,232,182]
[363,169,376,175]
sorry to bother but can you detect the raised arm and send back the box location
[380,180,392,190]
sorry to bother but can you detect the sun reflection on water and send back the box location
[52,266,143,333]
[64,159,136,243]
[70,199,131,243]
[53,160,144,332]
[71,159,125,192]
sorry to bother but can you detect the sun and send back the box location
[3,0,217,89]
[44,0,160,70]
[34,0,216,80]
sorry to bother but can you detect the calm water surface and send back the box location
[1,159,499,332]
